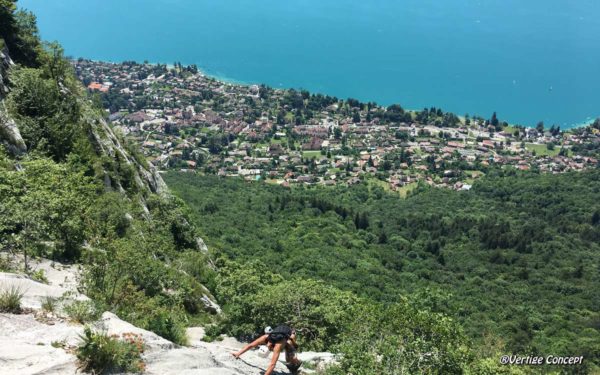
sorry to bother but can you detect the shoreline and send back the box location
[81,58,597,131]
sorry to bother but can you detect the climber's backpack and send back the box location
[267,325,293,344]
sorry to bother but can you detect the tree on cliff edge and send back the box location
[0,0,42,66]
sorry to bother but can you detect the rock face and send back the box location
[196,237,209,254]
[85,112,167,197]
[0,265,332,374]
[97,311,176,351]
[0,111,26,154]
[143,327,292,375]
[0,102,26,155]
[0,45,13,97]
[0,273,87,310]
[0,259,88,310]
[0,313,82,375]
[0,261,85,374]
[0,45,26,155]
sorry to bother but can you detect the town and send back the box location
[73,59,600,195]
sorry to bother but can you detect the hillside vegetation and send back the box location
[0,0,217,346]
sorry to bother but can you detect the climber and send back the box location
[231,324,303,375]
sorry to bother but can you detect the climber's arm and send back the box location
[265,342,283,375]
[231,335,268,359]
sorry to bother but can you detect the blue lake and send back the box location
[20,0,600,128]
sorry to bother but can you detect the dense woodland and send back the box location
[166,171,600,373]
[1,1,599,373]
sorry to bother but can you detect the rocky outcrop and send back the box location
[0,265,333,375]
[86,112,167,196]
[0,102,27,155]
[0,273,87,310]
[200,293,222,314]
[0,44,13,98]
[97,312,176,350]
[0,313,82,375]
[0,258,88,310]
[0,47,26,155]
[196,237,209,254]
[0,260,86,374]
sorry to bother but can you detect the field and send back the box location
[302,150,322,158]
[525,143,561,156]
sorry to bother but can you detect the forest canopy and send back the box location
[165,170,600,372]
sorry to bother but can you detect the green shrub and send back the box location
[202,324,223,343]
[41,296,57,313]
[76,327,145,374]
[175,250,218,306]
[0,286,24,313]
[29,269,48,284]
[51,340,66,349]
[217,261,358,350]
[248,279,358,351]
[64,300,99,323]
[82,272,190,346]
[146,308,188,346]
[85,193,132,239]
[0,256,10,272]
[330,303,471,375]
[466,357,529,375]
[0,158,96,263]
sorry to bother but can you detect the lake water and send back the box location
[20,0,600,128]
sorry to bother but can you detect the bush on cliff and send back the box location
[327,302,471,375]
[76,327,145,374]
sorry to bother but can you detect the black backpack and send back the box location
[268,325,293,344]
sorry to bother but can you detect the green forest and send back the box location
[165,171,600,373]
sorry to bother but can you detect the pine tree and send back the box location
[491,112,499,127]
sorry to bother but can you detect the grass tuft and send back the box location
[29,269,48,284]
[0,286,24,314]
[64,300,100,324]
[41,296,57,313]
